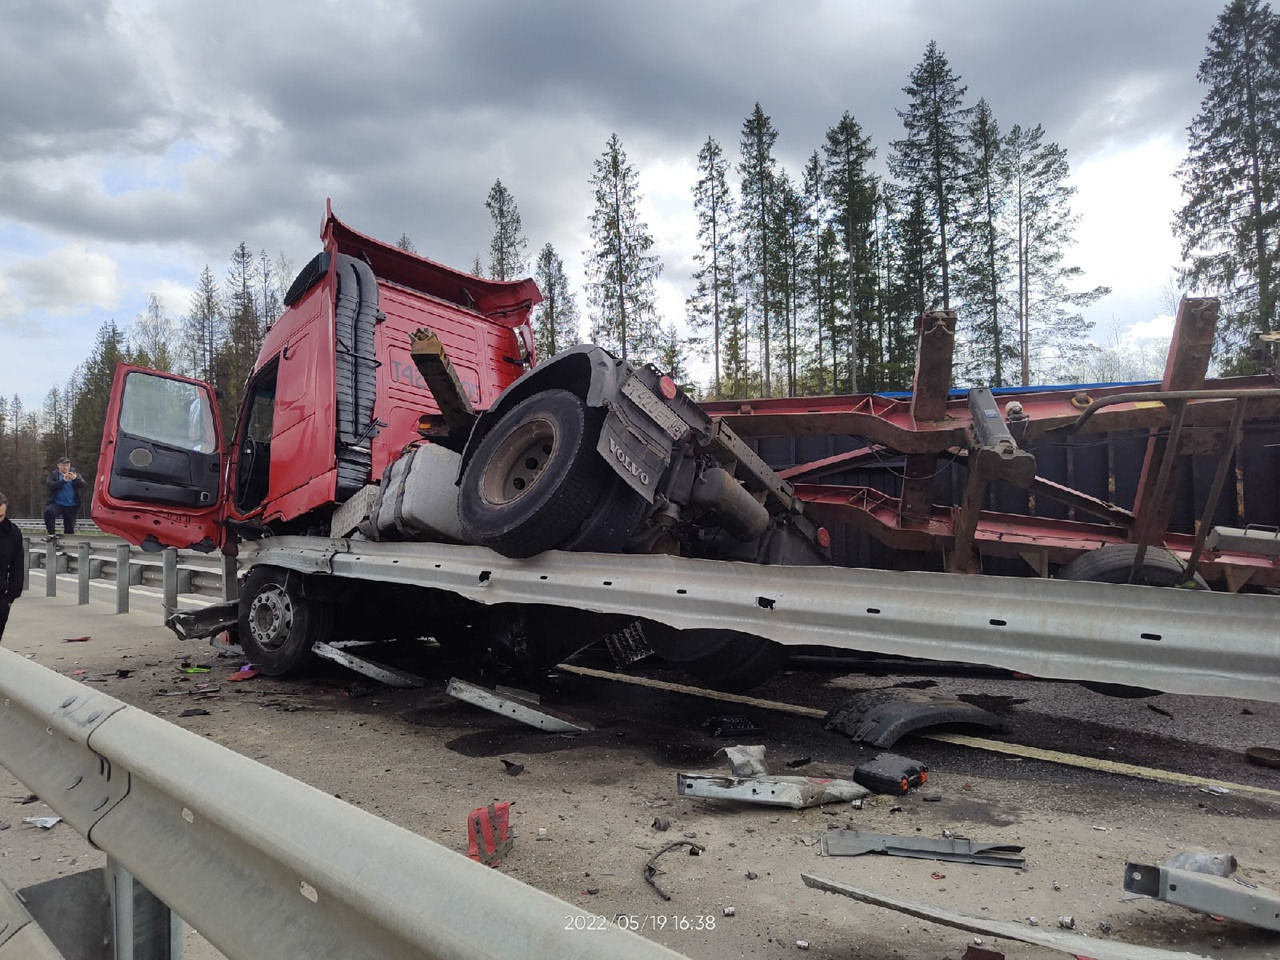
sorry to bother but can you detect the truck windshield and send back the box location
[119,373,218,454]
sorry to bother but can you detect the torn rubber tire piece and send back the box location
[824,687,1009,748]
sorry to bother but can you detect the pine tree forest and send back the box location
[4,5,1273,516]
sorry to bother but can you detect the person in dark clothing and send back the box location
[44,456,85,536]
[0,492,24,643]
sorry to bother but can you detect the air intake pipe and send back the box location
[690,467,770,542]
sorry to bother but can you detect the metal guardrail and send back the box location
[12,518,101,536]
[0,647,687,960]
[21,536,233,616]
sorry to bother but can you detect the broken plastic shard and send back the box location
[23,816,62,829]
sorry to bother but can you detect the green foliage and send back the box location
[585,133,663,361]
[532,243,580,359]
[1175,0,1280,372]
[486,179,529,280]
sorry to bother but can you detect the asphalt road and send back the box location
[2,589,1278,960]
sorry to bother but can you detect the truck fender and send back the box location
[458,345,675,501]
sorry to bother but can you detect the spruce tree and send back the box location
[485,179,529,280]
[955,98,1014,385]
[532,243,580,359]
[1004,124,1108,384]
[183,266,222,382]
[738,103,780,396]
[890,42,970,312]
[1175,0,1280,371]
[687,136,736,397]
[396,233,417,253]
[823,112,877,391]
[585,133,662,361]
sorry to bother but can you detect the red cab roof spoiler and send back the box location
[321,199,541,326]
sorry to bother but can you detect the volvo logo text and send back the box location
[608,437,651,486]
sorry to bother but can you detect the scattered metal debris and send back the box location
[723,906,735,917]
[1163,852,1236,876]
[643,840,705,901]
[500,759,524,776]
[819,827,1025,868]
[1147,703,1173,718]
[802,873,1213,960]
[823,687,1009,748]
[716,745,768,777]
[678,773,867,810]
[852,752,929,795]
[1124,860,1280,932]
[446,678,593,733]
[795,939,809,950]
[603,620,654,667]
[23,817,62,829]
[178,708,211,718]
[312,641,425,688]
[1057,916,1075,929]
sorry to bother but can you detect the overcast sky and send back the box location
[0,0,1225,405]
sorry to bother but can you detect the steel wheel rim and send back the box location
[480,417,558,505]
[249,585,294,651]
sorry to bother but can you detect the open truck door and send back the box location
[92,364,227,552]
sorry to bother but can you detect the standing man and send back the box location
[44,457,85,537]
[0,492,23,643]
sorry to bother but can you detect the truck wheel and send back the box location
[238,566,332,675]
[561,474,648,552]
[1057,544,1206,697]
[459,389,610,558]
[645,624,789,692]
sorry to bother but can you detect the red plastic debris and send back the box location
[226,666,259,682]
[467,802,513,867]
[931,871,946,880]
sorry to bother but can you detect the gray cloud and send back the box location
[0,0,1224,399]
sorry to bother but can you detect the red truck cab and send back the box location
[93,203,539,551]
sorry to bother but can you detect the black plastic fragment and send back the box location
[824,687,1009,748]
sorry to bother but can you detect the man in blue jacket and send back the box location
[0,492,23,642]
[44,457,85,537]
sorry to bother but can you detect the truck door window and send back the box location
[119,374,218,454]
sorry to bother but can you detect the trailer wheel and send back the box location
[1057,544,1206,697]
[459,389,610,558]
[646,625,789,692]
[1057,544,1208,589]
[238,566,332,675]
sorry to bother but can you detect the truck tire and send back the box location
[238,566,332,675]
[1057,544,1206,697]
[1057,544,1208,589]
[459,389,611,558]
[561,473,648,552]
[645,624,789,692]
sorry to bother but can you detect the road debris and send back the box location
[23,817,62,829]
[823,687,1009,748]
[717,744,768,777]
[1124,858,1280,932]
[62,636,90,643]
[852,752,929,795]
[962,946,1005,960]
[1057,916,1075,929]
[723,906,735,916]
[651,816,670,832]
[1163,852,1236,876]
[643,839,705,901]
[0,821,9,831]
[466,802,513,867]
[501,759,524,776]
[1245,746,1280,770]
[819,827,1025,868]
[795,939,809,949]
[785,756,812,769]
[446,677,593,733]
[179,708,211,718]
[227,665,259,682]
[703,714,763,737]
[313,640,425,688]
[678,773,867,809]
[802,873,1214,960]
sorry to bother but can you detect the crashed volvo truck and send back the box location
[92,203,1280,699]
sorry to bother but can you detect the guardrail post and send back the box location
[163,547,178,618]
[115,544,131,614]
[44,539,56,597]
[109,857,184,960]
[221,554,238,602]
[78,541,91,605]
[22,536,30,591]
